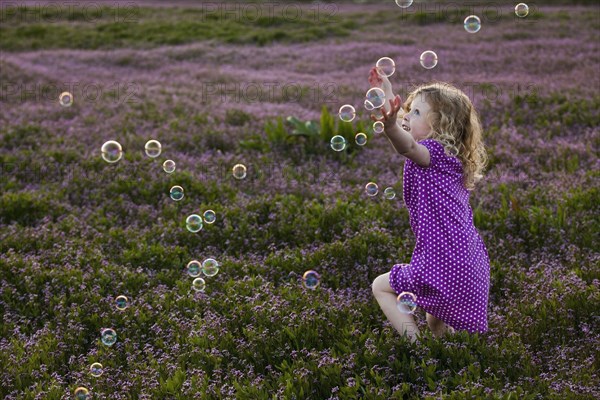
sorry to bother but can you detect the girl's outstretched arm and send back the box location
[373,95,430,167]
[368,67,405,127]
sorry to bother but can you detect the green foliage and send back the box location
[1,124,50,150]
[255,106,373,157]
[362,5,547,28]
[511,93,600,138]
[474,183,599,250]
[225,109,253,126]
[0,191,64,225]
[1,5,599,400]
[264,116,287,147]
[1,4,581,52]
[0,5,353,51]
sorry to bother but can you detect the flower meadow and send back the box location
[0,1,599,399]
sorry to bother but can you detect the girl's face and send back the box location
[401,96,432,141]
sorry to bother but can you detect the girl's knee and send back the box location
[372,273,393,295]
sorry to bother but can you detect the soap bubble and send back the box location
[463,15,481,33]
[144,140,162,158]
[169,185,184,201]
[384,187,396,199]
[101,328,117,346]
[302,270,321,289]
[365,182,379,196]
[186,214,203,233]
[330,135,347,152]
[101,141,123,163]
[375,57,396,77]
[163,160,176,174]
[515,3,529,18]
[395,0,413,8]
[90,362,103,377]
[364,99,375,111]
[115,295,129,310]
[74,387,89,399]
[192,277,206,292]
[373,121,384,134]
[186,260,201,277]
[202,258,220,277]
[338,104,356,122]
[366,87,386,109]
[203,210,216,224]
[396,291,417,314]
[232,164,247,180]
[59,91,73,107]
[355,132,368,146]
[420,50,438,69]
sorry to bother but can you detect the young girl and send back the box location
[368,67,490,343]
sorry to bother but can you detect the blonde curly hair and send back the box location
[403,82,488,191]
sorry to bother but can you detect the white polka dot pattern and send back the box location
[389,139,490,334]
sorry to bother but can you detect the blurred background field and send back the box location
[0,1,599,399]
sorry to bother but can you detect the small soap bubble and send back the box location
[302,270,321,289]
[144,140,162,158]
[396,291,417,314]
[330,135,347,152]
[59,91,73,107]
[163,160,176,174]
[232,164,247,180]
[338,104,356,122]
[365,182,379,197]
[515,3,529,18]
[186,260,201,277]
[364,99,375,111]
[90,362,103,377]
[186,214,203,233]
[202,258,220,277]
[366,87,386,109]
[203,210,216,224]
[101,140,123,163]
[192,277,206,292]
[170,185,184,201]
[395,0,413,8]
[101,328,117,346]
[373,121,384,134]
[115,295,129,311]
[420,50,438,69]
[355,132,368,146]
[463,15,481,33]
[376,57,396,77]
[384,187,396,199]
[74,387,90,400]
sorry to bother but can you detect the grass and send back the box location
[0,5,357,51]
[1,138,598,398]
[1,4,599,399]
[0,4,582,51]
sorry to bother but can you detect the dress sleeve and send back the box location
[417,139,447,170]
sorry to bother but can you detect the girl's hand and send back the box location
[371,94,403,129]
[368,66,384,87]
[368,67,395,112]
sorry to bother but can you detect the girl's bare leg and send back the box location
[426,313,455,338]
[372,273,420,343]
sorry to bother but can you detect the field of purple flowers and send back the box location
[1,1,599,399]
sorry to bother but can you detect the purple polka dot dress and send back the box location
[389,139,490,334]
